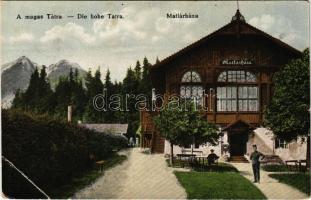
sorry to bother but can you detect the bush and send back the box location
[261,164,288,172]
[2,109,127,198]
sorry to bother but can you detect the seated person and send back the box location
[207,149,219,165]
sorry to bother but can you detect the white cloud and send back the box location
[40,23,95,44]
[93,7,150,43]
[249,14,300,46]
[155,17,171,33]
[249,14,275,31]
[9,33,34,44]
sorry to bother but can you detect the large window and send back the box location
[217,70,258,111]
[217,87,237,111]
[180,71,203,104]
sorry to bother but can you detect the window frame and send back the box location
[180,71,204,105]
[216,70,259,113]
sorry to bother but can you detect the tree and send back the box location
[140,57,152,107]
[83,68,104,123]
[134,61,142,81]
[154,102,218,165]
[264,48,310,166]
[12,66,54,114]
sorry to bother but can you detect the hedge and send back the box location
[2,109,128,198]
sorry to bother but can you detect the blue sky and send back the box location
[1,1,309,81]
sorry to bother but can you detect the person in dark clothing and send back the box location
[250,144,265,183]
[207,149,219,165]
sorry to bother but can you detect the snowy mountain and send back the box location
[1,56,40,108]
[47,59,87,88]
[1,57,87,108]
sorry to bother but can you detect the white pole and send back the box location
[2,156,50,199]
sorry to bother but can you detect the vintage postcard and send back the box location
[1,1,310,199]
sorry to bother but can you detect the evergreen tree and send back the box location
[134,61,142,81]
[140,57,153,106]
[83,68,104,123]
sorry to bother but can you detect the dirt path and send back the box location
[73,148,186,199]
[231,163,308,199]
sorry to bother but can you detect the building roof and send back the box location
[80,123,128,134]
[222,119,256,131]
[151,10,302,70]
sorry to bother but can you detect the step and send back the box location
[230,156,249,163]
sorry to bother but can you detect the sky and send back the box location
[1,1,309,82]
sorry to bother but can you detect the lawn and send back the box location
[174,171,266,199]
[269,173,310,195]
[49,154,127,198]
[166,159,238,172]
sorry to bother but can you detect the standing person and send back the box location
[250,144,265,183]
[129,137,134,147]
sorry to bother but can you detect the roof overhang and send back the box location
[222,119,256,132]
[151,14,302,71]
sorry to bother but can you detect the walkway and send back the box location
[73,148,186,199]
[231,163,308,199]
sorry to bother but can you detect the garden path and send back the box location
[231,162,308,199]
[72,148,187,199]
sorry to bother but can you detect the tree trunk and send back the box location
[170,143,174,166]
[307,135,310,168]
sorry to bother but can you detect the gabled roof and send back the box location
[152,10,302,70]
[222,119,256,131]
[80,123,128,134]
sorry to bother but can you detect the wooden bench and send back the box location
[176,154,196,168]
[285,160,307,172]
[95,160,105,172]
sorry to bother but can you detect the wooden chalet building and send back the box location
[140,10,306,161]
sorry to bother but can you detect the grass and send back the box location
[174,171,266,199]
[193,162,238,172]
[166,158,238,172]
[49,154,127,198]
[261,165,289,172]
[269,173,310,195]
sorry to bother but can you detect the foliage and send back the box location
[174,171,266,199]
[154,102,219,147]
[154,102,218,164]
[264,49,310,141]
[2,109,127,198]
[12,66,54,113]
[261,164,288,172]
[269,173,310,195]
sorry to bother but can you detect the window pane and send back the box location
[232,100,237,111]
[180,86,186,97]
[231,87,236,98]
[191,71,201,82]
[192,86,198,96]
[249,100,258,111]
[218,71,227,82]
[217,87,225,98]
[227,87,232,98]
[238,100,248,111]
[221,100,226,111]
[197,86,203,97]
[248,87,258,98]
[182,71,192,82]
[246,71,256,82]
[227,100,232,111]
[186,86,191,97]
